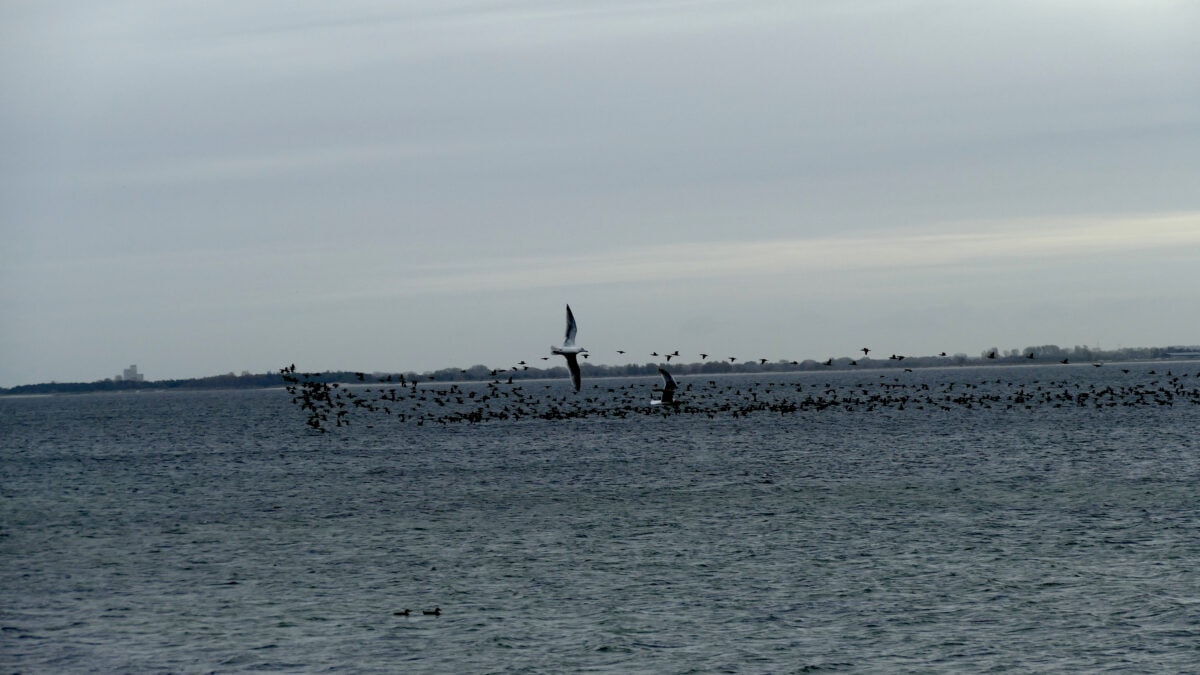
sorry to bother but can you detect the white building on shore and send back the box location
[117,364,145,382]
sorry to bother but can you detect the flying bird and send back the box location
[550,304,587,392]
[651,367,678,406]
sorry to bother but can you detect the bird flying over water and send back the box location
[550,304,587,392]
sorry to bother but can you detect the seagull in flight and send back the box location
[651,367,678,406]
[550,304,587,392]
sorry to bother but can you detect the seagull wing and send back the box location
[565,353,582,392]
[657,367,677,404]
[563,304,577,347]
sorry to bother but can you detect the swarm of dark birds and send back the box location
[281,363,1200,432]
[281,306,1200,430]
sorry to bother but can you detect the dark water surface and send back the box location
[3,364,1199,672]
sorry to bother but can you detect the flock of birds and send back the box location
[281,306,1200,431]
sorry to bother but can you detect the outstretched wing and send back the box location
[565,353,582,392]
[563,304,577,347]
[657,367,677,404]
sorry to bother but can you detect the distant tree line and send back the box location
[0,371,289,396]
[3,344,1197,395]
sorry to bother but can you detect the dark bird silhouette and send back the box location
[422,607,441,616]
[861,347,870,356]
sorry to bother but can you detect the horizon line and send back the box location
[5,343,1199,391]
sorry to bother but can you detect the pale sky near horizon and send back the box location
[2,1,1198,386]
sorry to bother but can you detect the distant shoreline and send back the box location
[3,345,1198,396]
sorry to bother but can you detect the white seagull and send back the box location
[550,304,587,392]
[651,367,678,406]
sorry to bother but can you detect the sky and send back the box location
[2,0,1198,386]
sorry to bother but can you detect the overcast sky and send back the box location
[2,0,1198,386]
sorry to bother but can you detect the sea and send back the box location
[3,362,1199,673]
